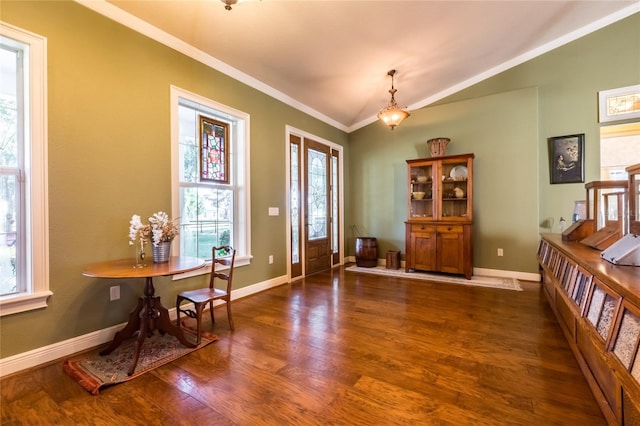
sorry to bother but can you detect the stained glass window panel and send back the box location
[200,116,229,183]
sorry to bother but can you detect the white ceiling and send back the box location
[87,0,639,132]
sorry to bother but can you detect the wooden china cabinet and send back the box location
[405,153,474,279]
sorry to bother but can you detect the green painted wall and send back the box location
[0,1,347,358]
[0,2,638,361]
[349,12,640,274]
[349,88,539,273]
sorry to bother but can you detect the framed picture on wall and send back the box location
[199,115,230,183]
[548,134,585,184]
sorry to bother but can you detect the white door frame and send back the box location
[285,125,345,280]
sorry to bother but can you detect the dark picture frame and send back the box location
[199,115,230,183]
[548,134,585,184]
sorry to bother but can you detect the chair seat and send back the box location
[178,287,227,304]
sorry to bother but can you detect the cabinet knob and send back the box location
[421,225,426,230]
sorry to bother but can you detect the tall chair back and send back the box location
[176,246,236,343]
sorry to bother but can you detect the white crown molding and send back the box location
[71,1,640,134]
[73,0,349,133]
[347,2,640,133]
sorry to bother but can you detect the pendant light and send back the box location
[221,0,238,10]
[377,69,410,130]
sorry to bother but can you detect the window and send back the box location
[600,122,640,180]
[0,23,50,316]
[171,86,250,270]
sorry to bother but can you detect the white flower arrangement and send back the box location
[129,214,150,242]
[148,211,179,246]
[128,211,179,247]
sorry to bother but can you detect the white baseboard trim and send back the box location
[0,323,123,378]
[0,274,289,378]
[472,267,540,282]
[346,255,541,282]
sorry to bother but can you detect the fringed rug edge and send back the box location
[64,330,219,395]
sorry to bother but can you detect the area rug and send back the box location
[346,265,523,291]
[64,324,219,395]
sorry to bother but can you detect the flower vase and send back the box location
[132,238,147,268]
[153,241,172,263]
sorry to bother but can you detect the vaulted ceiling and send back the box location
[87,1,639,132]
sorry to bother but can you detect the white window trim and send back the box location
[169,85,251,279]
[0,22,51,316]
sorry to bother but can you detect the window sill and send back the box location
[0,290,53,317]
[172,254,252,281]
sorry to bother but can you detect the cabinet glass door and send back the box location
[409,164,434,219]
[439,158,471,220]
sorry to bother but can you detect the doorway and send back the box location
[600,122,640,179]
[287,128,343,279]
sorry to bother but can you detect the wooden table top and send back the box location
[82,256,206,279]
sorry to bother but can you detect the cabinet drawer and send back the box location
[410,224,435,233]
[436,225,463,234]
[576,322,620,417]
[555,294,576,340]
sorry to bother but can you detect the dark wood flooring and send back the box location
[1,265,605,425]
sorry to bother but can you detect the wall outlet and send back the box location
[110,285,120,301]
[497,248,504,257]
[268,255,274,264]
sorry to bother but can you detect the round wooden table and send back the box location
[82,256,206,375]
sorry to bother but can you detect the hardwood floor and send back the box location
[1,265,605,425]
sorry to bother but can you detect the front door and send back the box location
[304,139,332,274]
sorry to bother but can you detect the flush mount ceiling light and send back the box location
[221,0,238,10]
[377,69,410,130]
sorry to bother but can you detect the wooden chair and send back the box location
[176,246,235,343]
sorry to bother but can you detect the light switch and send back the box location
[268,207,279,216]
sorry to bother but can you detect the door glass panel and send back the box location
[332,154,338,254]
[307,148,327,240]
[291,143,300,264]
